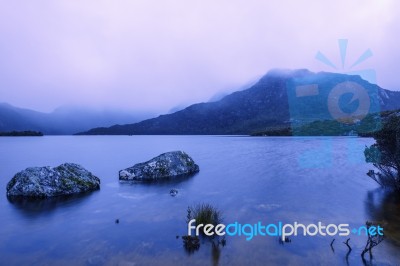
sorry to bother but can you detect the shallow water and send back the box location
[0,136,399,265]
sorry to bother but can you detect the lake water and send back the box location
[0,136,399,265]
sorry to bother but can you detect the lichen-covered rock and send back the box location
[119,151,199,181]
[6,163,100,198]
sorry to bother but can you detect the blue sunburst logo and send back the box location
[315,39,376,84]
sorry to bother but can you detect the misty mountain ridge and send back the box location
[168,78,260,113]
[78,69,400,135]
[0,103,154,135]
[208,77,260,102]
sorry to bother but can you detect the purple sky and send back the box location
[0,0,399,113]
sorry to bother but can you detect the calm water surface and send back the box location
[0,136,399,265]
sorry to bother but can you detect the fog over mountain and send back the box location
[0,103,154,135]
[3,69,399,136]
[1,1,399,113]
[78,69,400,135]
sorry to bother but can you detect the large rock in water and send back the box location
[6,163,100,198]
[119,151,199,181]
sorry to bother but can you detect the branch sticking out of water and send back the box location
[330,238,335,253]
[343,238,352,252]
[361,221,384,261]
[343,238,352,266]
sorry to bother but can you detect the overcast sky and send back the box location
[0,0,399,113]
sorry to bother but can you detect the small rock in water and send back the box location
[170,189,178,197]
[279,236,292,245]
[119,151,199,181]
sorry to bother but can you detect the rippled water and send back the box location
[0,136,399,265]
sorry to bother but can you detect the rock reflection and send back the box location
[7,191,97,218]
[211,240,221,266]
[365,189,400,246]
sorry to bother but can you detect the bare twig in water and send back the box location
[361,221,384,261]
[343,238,352,266]
[343,238,352,252]
[330,238,335,253]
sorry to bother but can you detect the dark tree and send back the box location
[364,115,400,190]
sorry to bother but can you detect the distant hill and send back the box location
[0,130,43,137]
[77,69,400,135]
[0,103,152,135]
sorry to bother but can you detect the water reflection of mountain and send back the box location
[365,188,400,246]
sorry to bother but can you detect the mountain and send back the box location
[0,103,152,135]
[78,69,400,135]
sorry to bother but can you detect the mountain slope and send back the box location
[78,69,400,135]
[0,103,151,135]
[0,103,47,132]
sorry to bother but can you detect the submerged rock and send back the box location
[6,163,100,198]
[119,151,199,181]
[170,189,178,196]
